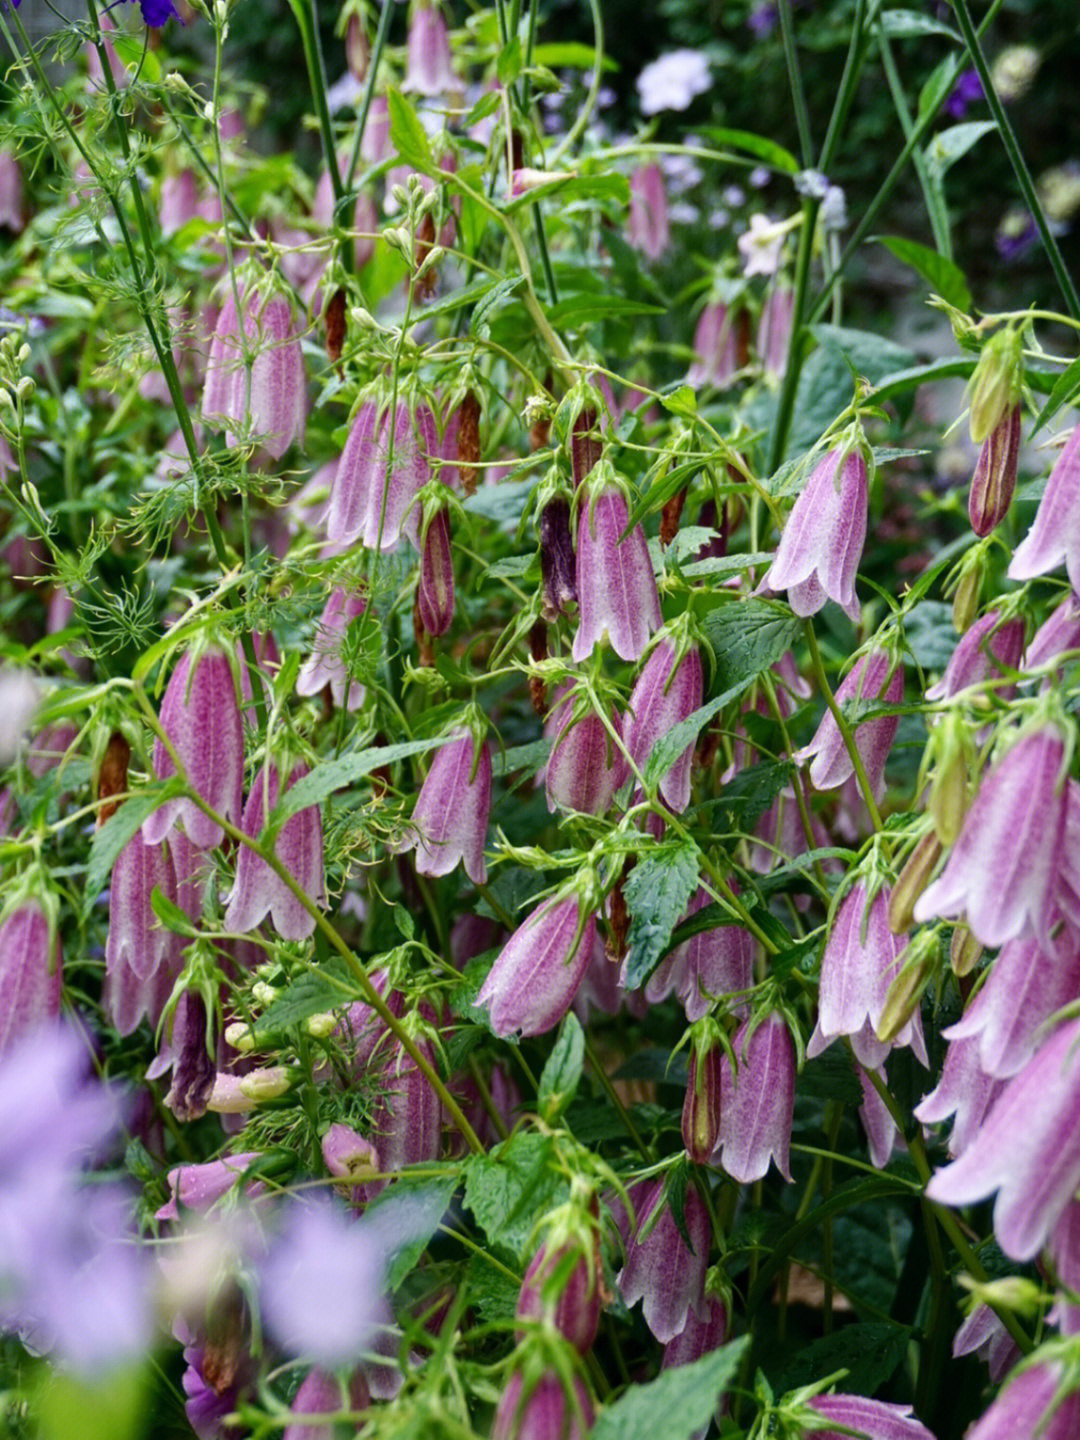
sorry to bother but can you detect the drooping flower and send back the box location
[143,646,245,850]
[715,1013,796,1183]
[682,1022,724,1164]
[802,1393,937,1440]
[296,587,369,712]
[796,650,904,796]
[924,609,1025,703]
[628,164,670,261]
[757,286,794,380]
[155,1153,264,1221]
[1008,424,1080,590]
[493,1371,595,1440]
[0,898,62,1056]
[914,1033,1005,1159]
[687,302,739,389]
[643,885,755,1022]
[539,495,578,619]
[402,3,456,97]
[104,836,185,1036]
[401,729,491,884]
[616,1177,710,1342]
[625,632,704,812]
[0,150,24,233]
[478,891,596,1038]
[365,1034,444,1194]
[417,507,455,636]
[328,398,438,551]
[545,692,628,816]
[1022,590,1080,680]
[964,1359,1080,1440]
[765,447,868,620]
[224,760,325,941]
[516,1230,601,1353]
[913,724,1068,951]
[572,476,662,663]
[203,291,307,459]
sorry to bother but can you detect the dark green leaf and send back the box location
[872,357,976,404]
[769,1323,909,1396]
[464,1133,569,1259]
[273,736,452,820]
[622,840,701,990]
[150,885,195,937]
[491,739,551,779]
[255,957,357,1033]
[545,293,663,326]
[386,86,434,173]
[591,1339,749,1440]
[697,125,800,172]
[873,235,971,310]
[807,324,918,385]
[364,1169,460,1289]
[83,784,184,913]
[701,598,802,696]
[538,1012,585,1121]
[1032,353,1080,436]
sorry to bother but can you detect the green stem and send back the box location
[818,0,874,174]
[777,0,813,168]
[949,0,1080,322]
[289,0,344,207]
[768,196,819,472]
[877,25,952,258]
[346,0,395,192]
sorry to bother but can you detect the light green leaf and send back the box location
[873,235,971,310]
[696,126,799,173]
[253,957,357,1034]
[273,737,452,820]
[879,9,960,41]
[386,86,434,173]
[530,42,618,71]
[925,120,997,180]
[591,1339,749,1440]
[659,383,697,418]
[538,1011,584,1121]
[1032,352,1080,436]
[622,839,701,990]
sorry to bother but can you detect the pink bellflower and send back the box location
[764,446,868,620]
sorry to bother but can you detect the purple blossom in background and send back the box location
[965,1359,1080,1440]
[636,50,711,115]
[944,68,983,119]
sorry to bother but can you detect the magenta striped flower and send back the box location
[493,1372,594,1440]
[1008,423,1080,589]
[545,693,628,815]
[969,403,1021,536]
[573,478,662,663]
[765,447,868,620]
[616,1177,710,1343]
[224,760,325,941]
[924,609,1025,703]
[625,634,704,811]
[328,399,438,551]
[716,1012,795,1183]
[296,588,368,711]
[796,650,903,796]
[628,164,670,261]
[105,835,185,1036]
[0,899,62,1055]
[203,292,306,459]
[478,891,596,1038]
[687,302,738,389]
[643,886,754,1021]
[914,1033,1004,1159]
[964,1361,1080,1440]
[516,1232,601,1353]
[402,2,455,96]
[401,731,491,884]
[803,1394,936,1440]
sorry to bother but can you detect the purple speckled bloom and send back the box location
[493,1372,595,1440]
[616,1178,710,1343]
[1008,424,1080,589]
[516,1235,600,1353]
[625,637,704,812]
[797,650,904,796]
[0,900,62,1056]
[296,588,369,711]
[914,1033,1005,1159]
[716,1013,795,1183]
[417,508,455,636]
[643,885,754,1022]
[765,448,868,620]
[402,3,455,96]
[143,647,244,850]
[224,761,325,941]
[913,725,1067,951]
[572,480,662,663]
[965,1360,1080,1440]
[478,893,596,1038]
[1023,590,1080,679]
[628,164,670,261]
[952,1303,1021,1381]
[156,1153,263,1221]
[687,302,739,389]
[284,1369,369,1440]
[203,292,306,459]
[927,1017,1080,1260]
[105,836,184,1036]
[758,286,795,380]
[925,609,1025,703]
[546,694,628,815]
[328,400,438,551]
[402,731,490,883]
[803,1394,936,1440]
[365,1035,444,1194]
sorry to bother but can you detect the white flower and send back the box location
[636,50,711,115]
[991,44,1040,103]
[821,184,848,232]
[738,213,787,277]
[0,668,43,766]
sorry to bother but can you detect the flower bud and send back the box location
[400,729,491,884]
[888,831,943,935]
[877,931,939,1044]
[493,1372,595,1440]
[417,507,455,636]
[539,495,578,620]
[950,924,983,977]
[682,1021,723,1164]
[927,714,972,848]
[238,1065,292,1101]
[969,404,1021,536]
[224,760,325,941]
[516,1230,601,1353]
[951,559,984,634]
[968,328,1023,443]
[96,729,131,826]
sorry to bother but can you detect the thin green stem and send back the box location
[768,196,819,472]
[346,0,395,192]
[818,0,874,174]
[777,0,813,168]
[877,26,951,258]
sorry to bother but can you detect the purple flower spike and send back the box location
[913,725,1067,951]
[297,587,368,711]
[546,695,628,815]
[766,447,868,620]
[478,893,596,1038]
[926,1018,1080,1260]
[572,481,662,663]
[925,610,1025,703]
[715,1013,795,1183]
[644,886,754,1021]
[626,637,704,811]
[914,1033,1004,1158]
[804,1393,936,1440]
[402,731,491,883]
[970,404,1021,536]
[1008,424,1080,588]
[104,836,184,1036]
[628,164,670,261]
[965,1360,1080,1440]
[418,508,455,636]
[617,1178,710,1342]
[144,647,244,850]
[402,3,456,96]
[0,901,62,1055]
[329,400,437,551]
[224,761,325,941]
[687,302,739,389]
[797,650,903,796]
[493,1372,595,1440]
[807,882,925,1070]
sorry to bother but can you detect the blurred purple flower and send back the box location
[945,68,983,120]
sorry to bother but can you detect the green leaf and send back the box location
[491,739,551,779]
[622,839,701,990]
[701,598,803,696]
[506,173,630,216]
[471,274,526,338]
[1032,352,1080,436]
[364,1169,460,1289]
[591,1339,749,1440]
[272,736,452,820]
[873,235,971,310]
[110,32,162,81]
[697,126,799,173]
[464,1133,569,1259]
[530,41,618,71]
[878,9,960,41]
[83,784,184,913]
[464,88,502,127]
[544,293,662,327]
[538,1011,585,1121]
[925,120,997,180]
[641,680,757,793]
[496,36,523,86]
[872,356,976,404]
[769,1323,909,1397]
[36,1365,149,1440]
[659,383,697,418]
[918,56,960,120]
[150,885,195,937]
[807,324,918,385]
[386,86,434,173]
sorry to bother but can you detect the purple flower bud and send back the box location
[572,482,661,663]
[765,448,868,620]
[965,1360,1080,1440]
[402,3,456,97]
[644,886,755,1021]
[539,497,578,619]
[628,164,670,261]
[321,1124,380,1184]
[224,761,325,941]
[417,508,455,636]
[328,400,437,550]
[757,286,794,379]
[0,151,25,233]
[1008,423,1080,589]
[625,638,704,811]
[682,1031,723,1164]
[859,1065,899,1169]
[284,1369,369,1440]
[493,1372,595,1440]
[143,647,245,850]
[687,302,738,389]
[516,1236,601,1353]
[914,1033,1004,1159]
[796,650,903,796]
[164,991,217,1123]
[0,900,62,1056]
[105,836,185,1036]
[969,404,1021,536]
[913,725,1067,951]
[925,610,1025,703]
[546,696,628,815]
[478,893,597,1038]
[616,1178,710,1343]
[803,1394,936,1440]
[237,295,307,460]
[402,732,491,883]
[716,1013,795,1183]
[927,1017,1080,1260]
[296,587,368,711]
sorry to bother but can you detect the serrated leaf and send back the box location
[538,1012,584,1121]
[701,598,802,696]
[808,324,918,385]
[1032,352,1080,436]
[642,680,756,792]
[697,126,799,173]
[879,9,960,40]
[83,784,184,913]
[386,86,434,173]
[364,1169,459,1289]
[272,736,452,821]
[874,235,971,310]
[769,1323,909,1397]
[471,274,525,337]
[256,958,357,1033]
[591,1338,749,1440]
[622,840,701,990]
[463,1133,568,1258]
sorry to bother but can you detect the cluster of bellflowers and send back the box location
[5,0,1080,1437]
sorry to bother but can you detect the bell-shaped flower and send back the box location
[1008,423,1080,589]
[516,1225,601,1354]
[796,650,903,796]
[625,628,704,812]
[143,646,245,850]
[682,1021,724,1164]
[203,291,306,459]
[328,398,438,551]
[0,898,62,1055]
[0,150,25,233]
[952,1303,1021,1381]
[913,724,1068,951]
[284,1369,369,1440]
[926,1017,1080,1260]
[400,728,491,884]
[402,2,456,96]
[545,691,628,816]
[628,164,670,261]
[687,301,739,389]
[644,886,754,1021]
[859,1065,900,1170]
[105,836,185,1036]
[1022,590,1080,681]
[925,609,1025,703]
[296,588,368,711]
[493,1371,594,1440]
[160,168,198,237]
[757,286,794,380]
[539,495,578,619]
[715,1012,796,1183]
[478,889,597,1038]
[965,1359,1080,1440]
[224,760,325,941]
[970,403,1022,536]
[616,1177,710,1343]
[802,1394,936,1440]
[764,445,868,620]
[364,1032,444,1195]
[572,469,662,663]
[914,1033,1004,1159]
